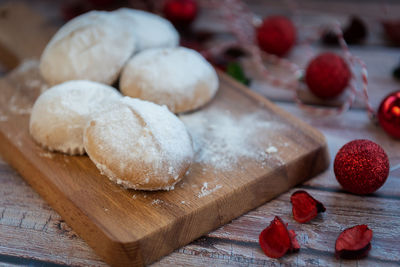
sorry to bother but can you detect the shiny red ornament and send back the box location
[305,52,351,99]
[163,0,197,27]
[259,216,299,258]
[334,139,390,195]
[378,91,400,139]
[256,16,296,57]
[335,225,373,259]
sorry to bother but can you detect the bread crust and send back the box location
[29,80,121,155]
[84,97,193,190]
[120,47,219,113]
[40,11,135,85]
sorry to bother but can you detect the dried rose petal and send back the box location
[335,225,373,259]
[259,216,300,258]
[288,229,300,252]
[290,190,326,223]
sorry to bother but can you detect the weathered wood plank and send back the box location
[276,102,400,198]
[0,157,106,267]
[2,152,400,267]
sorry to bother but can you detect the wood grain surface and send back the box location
[0,1,399,266]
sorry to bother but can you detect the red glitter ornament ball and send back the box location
[256,16,296,57]
[378,91,400,139]
[305,52,351,99]
[163,0,197,27]
[334,139,390,195]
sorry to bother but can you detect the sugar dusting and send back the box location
[180,109,284,171]
[9,95,32,115]
[38,151,54,159]
[197,182,222,198]
[1,60,48,117]
[151,199,164,205]
[266,146,278,154]
[0,114,8,122]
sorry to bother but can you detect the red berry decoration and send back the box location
[290,190,326,223]
[259,216,300,258]
[305,52,351,99]
[335,225,373,259]
[256,16,296,57]
[378,91,400,139]
[163,0,197,27]
[322,16,368,45]
[334,139,390,195]
[382,20,400,46]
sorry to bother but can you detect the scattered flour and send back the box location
[0,114,8,122]
[180,109,283,170]
[151,199,164,205]
[9,95,32,115]
[26,79,42,88]
[197,182,222,198]
[266,146,278,154]
[14,60,38,73]
[38,151,54,159]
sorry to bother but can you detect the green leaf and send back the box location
[226,62,251,86]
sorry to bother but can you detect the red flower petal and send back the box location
[259,216,300,258]
[288,229,300,252]
[335,225,373,259]
[290,190,326,223]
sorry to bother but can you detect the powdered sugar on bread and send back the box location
[40,11,135,85]
[29,80,121,155]
[120,47,219,113]
[84,97,193,190]
[112,8,179,51]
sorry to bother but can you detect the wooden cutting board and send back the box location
[0,3,329,267]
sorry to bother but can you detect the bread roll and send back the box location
[112,8,179,51]
[40,11,135,85]
[84,97,193,190]
[120,47,219,113]
[29,80,121,155]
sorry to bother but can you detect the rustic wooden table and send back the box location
[0,0,399,266]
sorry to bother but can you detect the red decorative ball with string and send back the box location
[256,16,296,57]
[334,140,390,195]
[305,52,351,99]
[378,91,400,139]
[163,0,197,27]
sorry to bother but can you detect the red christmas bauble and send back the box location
[305,52,351,99]
[163,0,197,27]
[378,91,400,139]
[334,139,390,195]
[256,16,296,57]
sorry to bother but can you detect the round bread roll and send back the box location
[112,8,179,51]
[40,11,135,86]
[120,47,219,113]
[83,97,193,190]
[29,80,121,155]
